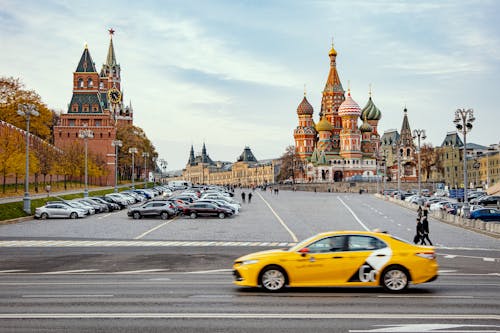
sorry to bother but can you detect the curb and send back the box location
[0,216,33,226]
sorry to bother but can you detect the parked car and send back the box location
[91,196,119,212]
[35,203,86,219]
[105,193,132,207]
[185,202,233,219]
[469,208,500,222]
[127,201,176,220]
[196,199,239,215]
[475,196,500,208]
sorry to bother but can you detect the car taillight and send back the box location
[416,252,436,260]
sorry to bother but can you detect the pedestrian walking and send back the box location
[420,216,432,245]
[248,192,252,203]
[241,191,246,203]
[417,205,423,219]
[414,218,423,244]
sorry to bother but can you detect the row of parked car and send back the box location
[402,192,500,222]
[34,186,173,219]
[127,186,242,220]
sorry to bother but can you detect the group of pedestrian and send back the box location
[414,205,432,245]
[241,191,252,203]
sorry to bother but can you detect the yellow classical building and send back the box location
[175,144,276,186]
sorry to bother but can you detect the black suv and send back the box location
[127,201,176,220]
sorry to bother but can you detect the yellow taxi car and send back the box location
[233,230,438,292]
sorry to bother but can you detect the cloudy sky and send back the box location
[1,0,499,170]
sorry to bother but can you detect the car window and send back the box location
[307,236,346,253]
[347,235,387,251]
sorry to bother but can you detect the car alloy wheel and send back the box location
[260,266,286,292]
[133,212,141,219]
[160,212,169,220]
[70,212,77,219]
[190,212,197,219]
[382,266,409,292]
[40,212,48,220]
[218,212,225,219]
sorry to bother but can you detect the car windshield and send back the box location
[288,234,320,252]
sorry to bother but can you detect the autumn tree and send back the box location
[420,143,443,181]
[277,146,304,183]
[0,77,55,142]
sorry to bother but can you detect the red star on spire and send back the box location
[108,28,115,36]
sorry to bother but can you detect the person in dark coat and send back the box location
[420,216,432,245]
[248,192,252,203]
[241,191,246,203]
[414,218,423,244]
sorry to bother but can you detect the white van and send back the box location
[168,180,192,190]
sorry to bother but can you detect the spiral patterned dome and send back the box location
[297,96,314,115]
[360,97,382,121]
[315,117,333,132]
[359,117,373,133]
[338,91,361,117]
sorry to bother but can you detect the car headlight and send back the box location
[241,259,259,266]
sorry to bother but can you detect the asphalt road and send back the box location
[0,190,498,332]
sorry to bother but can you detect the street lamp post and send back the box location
[453,108,475,217]
[412,129,426,196]
[111,140,122,193]
[129,147,138,190]
[142,152,150,188]
[79,125,94,198]
[17,104,39,214]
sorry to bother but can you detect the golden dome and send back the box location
[329,46,337,56]
[315,117,333,132]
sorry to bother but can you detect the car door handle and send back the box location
[376,254,386,257]
[332,256,343,259]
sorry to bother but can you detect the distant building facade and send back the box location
[178,144,276,186]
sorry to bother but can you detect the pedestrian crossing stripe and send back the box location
[0,240,297,248]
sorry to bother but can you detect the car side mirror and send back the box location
[298,248,310,257]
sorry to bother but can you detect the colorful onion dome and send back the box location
[359,116,373,133]
[338,90,361,117]
[315,117,333,132]
[329,45,337,57]
[361,97,382,121]
[297,96,314,115]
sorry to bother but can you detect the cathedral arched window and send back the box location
[407,148,411,156]
[78,78,84,88]
[87,78,93,87]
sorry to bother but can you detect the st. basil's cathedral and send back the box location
[293,44,417,182]
[293,43,383,182]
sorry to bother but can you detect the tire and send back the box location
[190,212,197,219]
[259,265,287,292]
[381,266,409,292]
[218,212,225,219]
[40,212,48,220]
[160,212,169,220]
[70,212,77,219]
[132,212,141,219]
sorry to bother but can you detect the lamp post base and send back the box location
[23,194,31,215]
[83,189,89,198]
[462,204,470,219]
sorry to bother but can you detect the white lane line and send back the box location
[98,213,112,219]
[40,269,99,275]
[0,270,28,273]
[182,269,233,274]
[483,258,495,262]
[22,294,114,298]
[444,255,457,259]
[112,269,169,274]
[134,218,177,240]
[378,295,474,299]
[337,197,370,231]
[0,313,496,320]
[256,192,298,242]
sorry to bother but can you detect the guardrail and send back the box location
[374,194,500,237]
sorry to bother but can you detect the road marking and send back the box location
[444,255,457,259]
[0,313,496,320]
[40,269,99,274]
[113,269,169,274]
[438,269,457,273]
[182,269,232,274]
[98,213,112,219]
[256,192,298,242]
[378,295,474,299]
[337,197,370,231]
[22,294,114,298]
[483,258,495,262]
[0,270,27,273]
[350,324,500,332]
[134,217,177,240]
